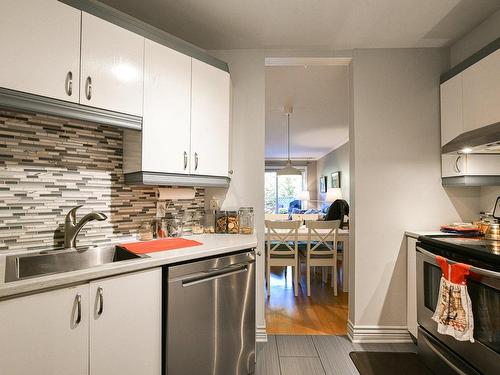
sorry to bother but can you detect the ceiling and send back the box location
[99,0,500,50]
[265,65,349,160]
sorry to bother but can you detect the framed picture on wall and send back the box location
[331,171,341,188]
[320,176,327,193]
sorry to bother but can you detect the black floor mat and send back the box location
[349,352,433,375]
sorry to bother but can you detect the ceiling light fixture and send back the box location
[277,106,302,176]
[461,147,473,154]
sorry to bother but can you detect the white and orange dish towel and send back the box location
[432,256,474,343]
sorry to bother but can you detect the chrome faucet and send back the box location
[64,205,107,249]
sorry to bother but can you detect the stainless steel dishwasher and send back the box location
[166,250,256,375]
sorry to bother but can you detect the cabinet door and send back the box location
[90,269,162,375]
[0,285,89,375]
[441,154,466,177]
[440,74,463,146]
[81,12,144,116]
[191,59,230,177]
[463,49,500,132]
[466,154,500,176]
[143,40,192,174]
[0,0,81,102]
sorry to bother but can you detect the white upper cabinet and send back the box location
[142,40,192,174]
[81,12,144,116]
[440,74,463,146]
[191,59,231,177]
[462,49,500,132]
[90,269,162,375]
[0,0,81,102]
[0,285,89,375]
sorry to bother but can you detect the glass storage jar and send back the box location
[227,210,240,234]
[215,211,228,233]
[238,207,254,235]
[204,211,215,234]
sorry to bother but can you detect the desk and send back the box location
[267,227,349,292]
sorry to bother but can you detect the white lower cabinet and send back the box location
[0,285,89,375]
[406,236,418,339]
[0,268,161,375]
[90,269,162,375]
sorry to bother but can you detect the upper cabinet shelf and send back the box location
[0,0,229,132]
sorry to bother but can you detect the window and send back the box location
[265,168,306,214]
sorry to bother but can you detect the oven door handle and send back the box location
[417,246,500,279]
[420,331,470,375]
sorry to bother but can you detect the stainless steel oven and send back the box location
[416,245,500,374]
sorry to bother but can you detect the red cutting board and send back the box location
[119,238,203,254]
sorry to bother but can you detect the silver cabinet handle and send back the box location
[194,152,199,171]
[183,151,188,170]
[97,286,104,316]
[257,251,262,256]
[75,294,82,325]
[454,155,462,173]
[85,76,92,100]
[65,71,73,96]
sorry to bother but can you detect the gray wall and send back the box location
[316,142,349,203]
[348,48,480,331]
[450,8,500,67]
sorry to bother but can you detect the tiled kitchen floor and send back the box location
[256,335,417,375]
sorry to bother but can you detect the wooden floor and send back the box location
[255,335,417,375]
[265,262,348,335]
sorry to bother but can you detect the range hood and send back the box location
[442,122,500,154]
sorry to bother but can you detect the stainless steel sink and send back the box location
[4,246,147,283]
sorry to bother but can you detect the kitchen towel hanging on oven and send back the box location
[432,256,474,342]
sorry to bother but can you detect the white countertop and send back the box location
[0,234,257,299]
[405,230,457,239]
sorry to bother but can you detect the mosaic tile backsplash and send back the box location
[0,111,205,252]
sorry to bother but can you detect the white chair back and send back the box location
[305,220,340,254]
[265,220,301,255]
[265,213,289,221]
[291,213,319,222]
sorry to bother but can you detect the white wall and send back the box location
[206,49,267,339]
[316,141,349,203]
[450,8,500,67]
[349,48,481,335]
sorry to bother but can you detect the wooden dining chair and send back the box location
[300,220,341,297]
[265,220,301,297]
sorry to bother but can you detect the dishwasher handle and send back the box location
[181,263,249,287]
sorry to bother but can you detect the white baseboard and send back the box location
[256,325,268,342]
[347,320,413,343]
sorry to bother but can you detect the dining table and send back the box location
[266,226,350,292]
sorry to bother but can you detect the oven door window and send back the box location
[423,261,500,355]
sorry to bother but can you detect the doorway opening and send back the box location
[264,57,351,335]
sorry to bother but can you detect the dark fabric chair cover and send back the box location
[324,199,349,227]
